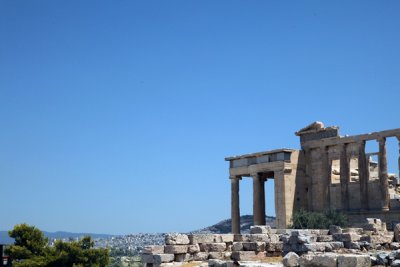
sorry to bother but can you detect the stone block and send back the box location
[321,242,343,252]
[192,252,209,261]
[317,235,333,242]
[276,229,294,235]
[393,259,400,267]
[266,242,283,252]
[189,234,215,244]
[333,233,361,242]
[303,243,326,252]
[250,225,271,234]
[219,234,235,243]
[143,245,165,254]
[299,253,337,267]
[142,254,175,264]
[337,254,371,267]
[291,230,310,236]
[231,242,243,252]
[395,224,400,242]
[208,259,227,267]
[165,245,188,254]
[282,252,299,267]
[362,234,393,244]
[208,252,225,260]
[174,253,191,262]
[281,234,290,243]
[367,218,382,225]
[376,252,389,265]
[242,242,265,252]
[391,242,400,250]
[224,252,232,259]
[231,251,266,261]
[166,234,190,245]
[269,234,280,243]
[233,234,251,242]
[329,225,342,235]
[200,243,227,252]
[342,228,363,234]
[249,234,270,242]
[343,241,360,250]
[188,244,200,253]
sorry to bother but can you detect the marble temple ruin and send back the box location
[225,122,400,233]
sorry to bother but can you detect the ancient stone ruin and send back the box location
[141,220,400,266]
[226,122,400,232]
[141,122,400,267]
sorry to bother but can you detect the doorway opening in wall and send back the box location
[349,157,359,183]
[386,137,399,183]
[386,137,400,209]
[366,140,379,182]
[330,159,341,184]
[330,159,341,210]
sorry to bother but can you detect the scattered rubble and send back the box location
[140,219,400,267]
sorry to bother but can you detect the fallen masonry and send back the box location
[141,220,400,267]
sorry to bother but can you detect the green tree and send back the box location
[7,224,109,267]
[290,209,347,229]
[7,223,48,261]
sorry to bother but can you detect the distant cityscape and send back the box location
[1,215,275,256]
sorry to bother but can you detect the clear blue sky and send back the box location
[1,1,399,235]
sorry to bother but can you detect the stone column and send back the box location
[252,173,265,226]
[378,138,390,211]
[358,140,369,211]
[397,136,400,183]
[230,176,241,234]
[321,146,331,210]
[274,170,286,229]
[304,148,313,211]
[260,175,266,225]
[340,143,350,211]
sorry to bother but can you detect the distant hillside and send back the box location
[191,215,276,234]
[0,230,114,244]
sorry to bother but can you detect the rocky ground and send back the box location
[140,219,400,267]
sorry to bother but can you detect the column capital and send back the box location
[274,170,285,177]
[250,172,260,179]
[319,145,329,152]
[229,175,242,180]
[357,140,366,145]
[377,137,387,144]
[339,142,347,149]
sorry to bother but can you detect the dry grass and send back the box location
[260,256,283,263]
[183,261,206,267]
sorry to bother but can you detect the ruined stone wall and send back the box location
[141,220,400,267]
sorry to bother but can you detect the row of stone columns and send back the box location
[230,173,267,234]
[312,137,393,212]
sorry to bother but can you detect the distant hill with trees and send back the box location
[192,215,276,234]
